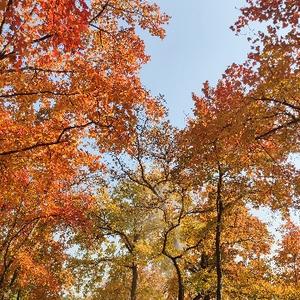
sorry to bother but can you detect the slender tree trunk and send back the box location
[215,169,223,300]
[130,264,138,300]
[172,258,184,300]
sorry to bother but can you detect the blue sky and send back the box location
[141,0,249,127]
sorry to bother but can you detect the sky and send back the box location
[140,0,249,127]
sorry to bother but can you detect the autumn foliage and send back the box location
[0,0,299,299]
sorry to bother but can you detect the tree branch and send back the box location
[0,121,95,156]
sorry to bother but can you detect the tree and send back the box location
[177,4,300,295]
[179,69,299,299]
[0,0,168,297]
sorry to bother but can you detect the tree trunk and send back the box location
[172,258,184,300]
[130,264,138,300]
[215,169,223,300]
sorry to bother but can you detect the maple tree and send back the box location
[179,77,298,299]
[0,0,168,298]
[177,1,300,298]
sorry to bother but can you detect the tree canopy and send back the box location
[0,0,299,299]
